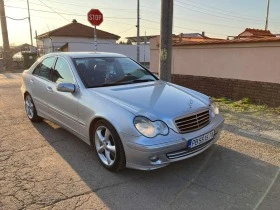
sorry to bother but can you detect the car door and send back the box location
[45,56,80,135]
[30,56,56,116]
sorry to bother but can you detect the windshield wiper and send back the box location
[89,79,155,88]
[89,82,127,88]
[131,79,155,83]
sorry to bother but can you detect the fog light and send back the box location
[150,156,159,162]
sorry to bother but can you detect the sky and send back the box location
[1,0,280,46]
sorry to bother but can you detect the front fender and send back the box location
[78,89,141,144]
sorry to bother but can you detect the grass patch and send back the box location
[213,97,280,114]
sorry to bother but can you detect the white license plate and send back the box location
[187,130,215,148]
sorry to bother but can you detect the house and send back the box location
[236,28,275,39]
[36,19,150,64]
[15,43,37,53]
[36,19,120,54]
[150,33,280,106]
[126,35,158,43]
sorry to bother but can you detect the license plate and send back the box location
[187,130,215,148]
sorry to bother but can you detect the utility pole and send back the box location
[265,0,270,30]
[0,0,10,69]
[136,0,140,62]
[159,0,173,82]
[27,0,33,46]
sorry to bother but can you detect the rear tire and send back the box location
[93,120,126,172]
[24,94,43,122]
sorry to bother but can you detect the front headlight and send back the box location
[134,116,169,138]
[210,99,219,117]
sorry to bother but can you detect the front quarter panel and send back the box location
[78,88,141,145]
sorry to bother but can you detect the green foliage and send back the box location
[213,97,280,114]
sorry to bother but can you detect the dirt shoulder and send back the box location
[215,98,280,146]
[0,68,25,73]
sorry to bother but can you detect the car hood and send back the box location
[90,81,209,122]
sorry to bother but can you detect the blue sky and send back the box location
[1,0,280,46]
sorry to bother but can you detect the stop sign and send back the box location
[87,9,103,26]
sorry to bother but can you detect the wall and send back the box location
[150,37,280,83]
[172,75,280,106]
[150,37,280,106]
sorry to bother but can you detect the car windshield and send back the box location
[73,57,157,88]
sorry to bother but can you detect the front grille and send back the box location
[166,139,213,159]
[175,110,210,133]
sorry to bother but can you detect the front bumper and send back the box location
[121,114,224,170]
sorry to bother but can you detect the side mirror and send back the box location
[56,83,76,93]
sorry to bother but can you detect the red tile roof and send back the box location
[37,20,120,40]
[173,37,280,46]
[238,28,275,37]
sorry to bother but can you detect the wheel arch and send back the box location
[23,91,30,99]
[89,116,109,146]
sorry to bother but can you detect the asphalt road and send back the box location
[0,73,279,210]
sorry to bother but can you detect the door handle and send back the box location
[46,86,53,93]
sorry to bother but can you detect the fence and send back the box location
[150,37,280,106]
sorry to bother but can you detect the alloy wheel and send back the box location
[25,95,34,119]
[95,125,116,166]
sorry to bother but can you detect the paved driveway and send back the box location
[0,73,279,210]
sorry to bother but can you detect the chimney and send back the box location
[179,33,183,42]
[202,31,205,37]
[72,19,77,23]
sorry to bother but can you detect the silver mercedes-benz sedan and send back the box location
[21,52,224,171]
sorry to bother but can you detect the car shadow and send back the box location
[32,120,280,210]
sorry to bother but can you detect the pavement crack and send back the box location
[169,146,217,209]
[192,183,234,197]
[39,190,93,208]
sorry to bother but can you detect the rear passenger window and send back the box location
[52,58,74,84]
[33,57,55,80]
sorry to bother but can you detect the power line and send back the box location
[140,6,258,34]
[175,16,243,30]
[9,0,136,11]
[140,8,245,31]
[37,0,69,21]
[3,15,28,20]
[38,0,137,11]
[117,26,135,35]
[4,5,136,19]
[141,18,228,36]
[174,2,280,25]
[175,0,266,23]
[181,0,279,24]
[4,1,245,39]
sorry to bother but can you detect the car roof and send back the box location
[45,52,127,59]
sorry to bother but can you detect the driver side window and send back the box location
[52,57,75,84]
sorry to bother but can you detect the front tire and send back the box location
[93,120,126,172]
[24,94,42,122]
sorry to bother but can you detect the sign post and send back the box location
[94,25,97,51]
[87,9,103,52]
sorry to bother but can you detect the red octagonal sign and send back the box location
[87,9,103,26]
